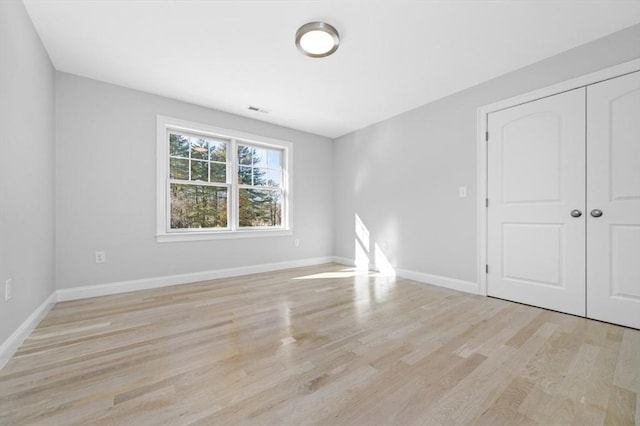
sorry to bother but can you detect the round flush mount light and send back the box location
[295,21,340,58]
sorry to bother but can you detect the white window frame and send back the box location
[156,115,293,242]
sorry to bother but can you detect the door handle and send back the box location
[570,209,582,218]
[590,209,603,218]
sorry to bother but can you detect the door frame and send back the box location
[476,59,640,296]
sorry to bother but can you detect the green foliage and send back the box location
[169,136,282,229]
[239,188,281,227]
[170,184,228,229]
[237,145,281,227]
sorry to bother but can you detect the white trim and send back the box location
[0,291,57,369]
[395,269,479,294]
[332,256,479,294]
[331,256,379,271]
[56,256,334,302]
[156,115,294,242]
[157,229,293,243]
[157,115,293,151]
[477,106,488,296]
[480,59,640,115]
[330,256,355,267]
[476,59,640,297]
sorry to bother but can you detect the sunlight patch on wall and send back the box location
[355,213,370,270]
[374,243,396,277]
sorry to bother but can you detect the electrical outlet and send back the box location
[458,186,468,198]
[95,251,106,264]
[5,278,12,302]
[294,239,300,247]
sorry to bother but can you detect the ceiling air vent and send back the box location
[248,105,271,114]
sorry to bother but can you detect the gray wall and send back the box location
[55,73,334,289]
[333,24,640,284]
[0,0,56,344]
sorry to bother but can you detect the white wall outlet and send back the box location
[95,251,106,264]
[458,186,468,198]
[5,278,12,301]
[294,238,300,247]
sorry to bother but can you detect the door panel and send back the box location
[610,226,640,300]
[587,71,640,329]
[503,224,562,286]
[502,114,561,203]
[487,88,586,316]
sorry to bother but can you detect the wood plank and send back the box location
[0,263,637,425]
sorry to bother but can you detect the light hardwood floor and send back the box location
[1,263,638,425]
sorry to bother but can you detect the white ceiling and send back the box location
[24,0,640,138]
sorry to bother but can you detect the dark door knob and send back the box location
[570,209,582,218]
[591,209,603,218]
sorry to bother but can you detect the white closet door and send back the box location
[587,71,640,329]
[487,88,586,316]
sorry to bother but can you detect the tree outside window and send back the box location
[160,121,290,238]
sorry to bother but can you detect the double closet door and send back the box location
[487,71,640,329]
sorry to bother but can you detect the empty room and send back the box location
[1,0,640,424]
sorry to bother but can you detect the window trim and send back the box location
[156,115,293,242]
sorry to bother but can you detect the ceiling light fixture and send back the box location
[295,22,340,58]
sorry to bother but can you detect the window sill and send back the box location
[156,229,293,243]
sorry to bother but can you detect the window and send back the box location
[237,143,284,228]
[157,116,292,241]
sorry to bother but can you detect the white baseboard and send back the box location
[395,268,479,295]
[333,256,478,294]
[332,256,355,267]
[331,257,381,272]
[57,256,335,302]
[0,291,57,369]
